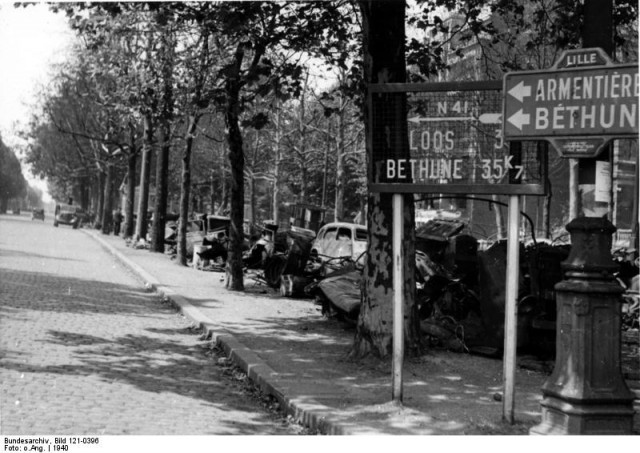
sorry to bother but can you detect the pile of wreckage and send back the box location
[181,214,639,359]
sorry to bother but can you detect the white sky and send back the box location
[0,2,74,198]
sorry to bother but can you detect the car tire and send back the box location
[54,222,58,227]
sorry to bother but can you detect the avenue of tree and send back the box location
[18,1,638,358]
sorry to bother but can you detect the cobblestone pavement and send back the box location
[0,214,302,435]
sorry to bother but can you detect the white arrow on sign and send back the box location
[408,116,471,123]
[408,113,502,124]
[507,109,530,130]
[478,113,502,124]
[508,81,532,103]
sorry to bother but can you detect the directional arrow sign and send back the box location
[506,109,530,131]
[408,113,502,124]
[507,81,532,103]
[503,48,639,156]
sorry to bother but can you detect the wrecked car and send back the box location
[311,222,368,265]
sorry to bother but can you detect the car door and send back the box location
[333,227,353,259]
[352,227,368,262]
[316,226,337,259]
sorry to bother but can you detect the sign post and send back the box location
[502,195,521,423]
[370,82,546,416]
[392,193,404,403]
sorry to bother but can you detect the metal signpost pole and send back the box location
[392,193,404,403]
[502,195,521,423]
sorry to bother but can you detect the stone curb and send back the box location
[85,230,350,435]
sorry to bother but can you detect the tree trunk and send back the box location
[272,100,281,225]
[95,170,105,229]
[101,161,114,234]
[209,170,216,214]
[217,153,229,216]
[335,105,346,221]
[249,132,260,225]
[124,143,137,238]
[79,176,89,211]
[248,175,256,225]
[151,30,174,253]
[177,115,199,266]
[322,119,331,208]
[541,142,551,239]
[135,113,153,243]
[224,44,246,291]
[352,0,422,359]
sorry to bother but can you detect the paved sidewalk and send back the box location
[87,230,639,436]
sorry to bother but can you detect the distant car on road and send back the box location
[53,203,83,229]
[31,208,45,221]
[311,222,368,264]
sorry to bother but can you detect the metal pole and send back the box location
[503,195,521,423]
[392,193,404,403]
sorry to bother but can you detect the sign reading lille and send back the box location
[503,48,639,157]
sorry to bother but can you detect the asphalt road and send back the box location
[0,213,303,435]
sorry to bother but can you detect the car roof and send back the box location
[320,222,367,231]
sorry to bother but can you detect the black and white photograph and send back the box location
[0,0,638,450]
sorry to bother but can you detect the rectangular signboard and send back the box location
[368,81,546,195]
[503,64,639,139]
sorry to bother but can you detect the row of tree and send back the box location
[0,135,29,213]
[21,1,638,358]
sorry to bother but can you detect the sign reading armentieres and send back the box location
[503,48,639,157]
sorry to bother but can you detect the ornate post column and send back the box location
[530,217,635,435]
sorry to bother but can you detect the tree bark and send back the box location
[101,161,114,234]
[79,176,89,212]
[272,99,281,224]
[95,169,105,229]
[334,103,346,221]
[297,80,308,201]
[134,113,153,243]
[123,131,137,239]
[225,44,246,291]
[177,115,199,266]
[352,0,422,359]
[151,30,175,253]
[322,118,331,208]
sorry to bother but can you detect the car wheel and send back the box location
[54,222,58,227]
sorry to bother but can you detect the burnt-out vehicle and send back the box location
[166,214,232,260]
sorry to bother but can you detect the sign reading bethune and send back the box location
[369,81,546,195]
[503,48,639,157]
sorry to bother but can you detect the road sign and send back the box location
[503,48,639,157]
[369,81,546,195]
